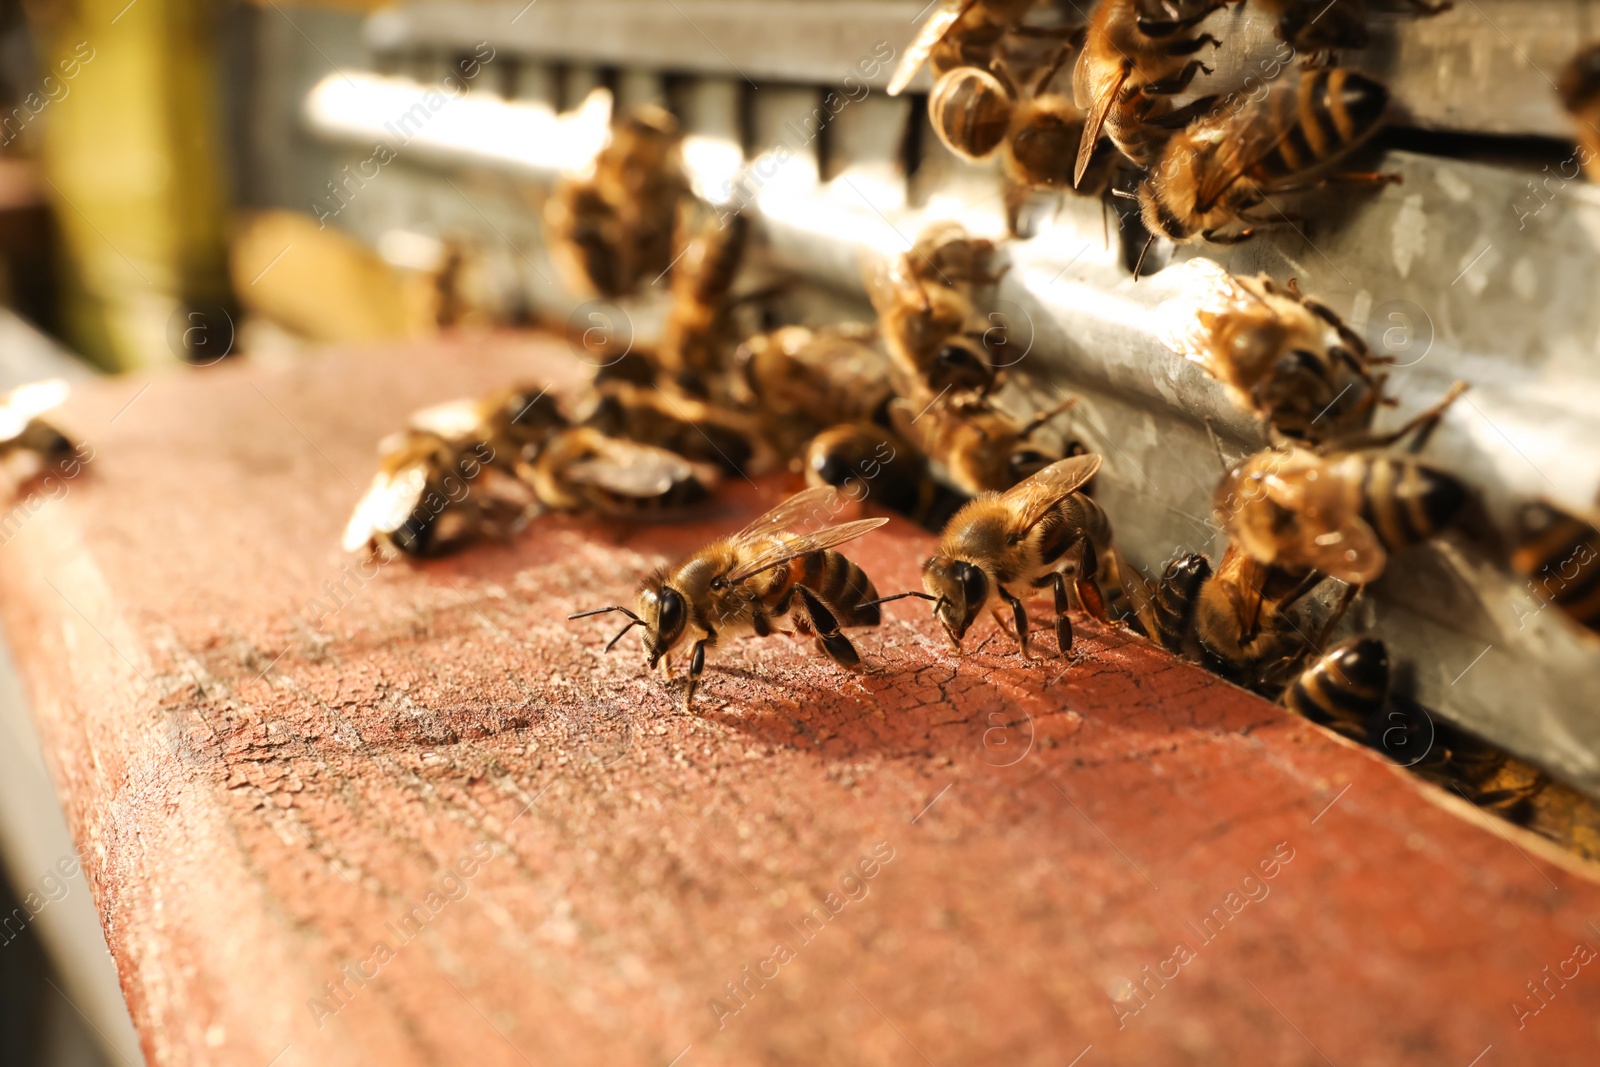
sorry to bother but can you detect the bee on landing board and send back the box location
[736,324,896,455]
[1136,66,1395,256]
[1214,383,1471,588]
[528,426,713,520]
[1072,0,1229,187]
[803,423,971,532]
[1157,258,1385,445]
[875,453,1114,658]
[569,486,888,709]
[343,429,535,559]
[1279,637,1390,742]
[545,106,691,299]
[889,390,1076,495]
[0,379,81,481]
[578,379,769,477]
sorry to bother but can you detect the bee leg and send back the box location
[796,587,861,670]
[1053,571,1074,655]
[1142,58,1213,95]
[999,589,1032,659]
[683,638,709,711]
[1074,540,1114,624]
[1200,228,1255,245]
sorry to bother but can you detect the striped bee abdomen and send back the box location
[1281,637,1389,740]
[794,550,882,628]
[1512,501,1600,634]
[930,68,1012,161]
[1355,457,1468,554]
[1250,67,1388,186]
[1151,553,1212,652]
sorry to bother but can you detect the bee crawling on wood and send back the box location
[569,486,889,709]
[873,453,1114,658]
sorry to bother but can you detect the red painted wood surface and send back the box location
[4,335,1599,1066]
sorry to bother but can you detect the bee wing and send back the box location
[1191,94,1300,214]
[1299,518,1388,586]
[1074,61,1127,187]
[343,464,428,551]
[725,518,890,584]
[730,484,850,544]
[1000,453,1103,532]
[565,440,698,498]
[0,378,69,441]
[888,0,974,96]
[409,398,484,440]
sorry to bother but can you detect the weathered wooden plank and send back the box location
[3,335,1598,1066]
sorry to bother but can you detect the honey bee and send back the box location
[1130,551,1212,656]
[545,106,691,299]
[579,379,768,476]
[736,323,895,452]
[1193,544,1323,676]
[528,426,712,519]
[409,383,568,466]
[1072,0,1228,186]
[887,0,1042,97]
[890,390,1075,494]
[1278,636,1389,742]
[569,485,888,708]
[1157,258,1384,444]
[1510,498,1600,638]
[659,209,749,394]
[1559,43,1600,182]
[803,423,970,532]
[0,379,78,477]
[1137,66,1393,247]
[864,239,999,397]
[1214,385,1471,586]
[343,430,534,558]
[876,453,1111,657]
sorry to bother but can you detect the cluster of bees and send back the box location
[334,2,1600,847]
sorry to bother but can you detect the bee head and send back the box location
[921,555,989,647]
[638,579,689,668]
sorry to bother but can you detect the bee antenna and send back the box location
[867,591,941,609]
[568,605,642,622]
[1132,235,1156,281]
[604,620,641,653]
